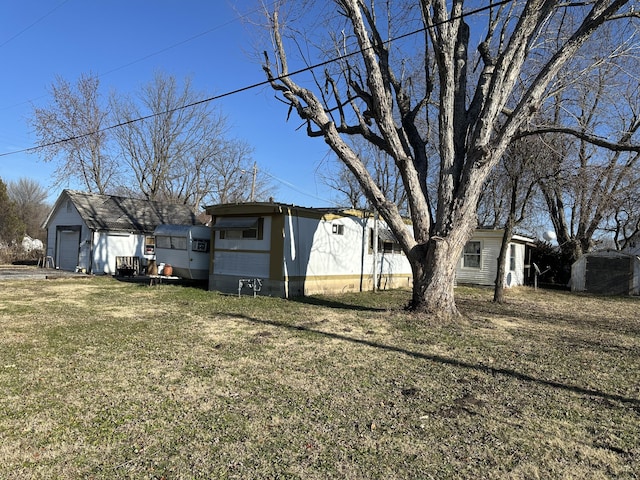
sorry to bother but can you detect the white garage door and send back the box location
[58,230,80,271]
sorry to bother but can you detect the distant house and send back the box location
[205,202,534,297]
[456,229,534,288]
[43,190,200,274]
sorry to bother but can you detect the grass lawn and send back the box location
[0,276,638,479]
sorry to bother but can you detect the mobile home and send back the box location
[205,202,534,297]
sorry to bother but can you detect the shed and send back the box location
[43,190,200,275]
[571,251,640,295]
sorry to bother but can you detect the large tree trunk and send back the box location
[409,226,471,319]
[410,242,459,319]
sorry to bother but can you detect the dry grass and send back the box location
[0,277,638,479]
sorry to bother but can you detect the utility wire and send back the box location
[0,0,71,49]
[0,2,276,113]
[0,0,513,159]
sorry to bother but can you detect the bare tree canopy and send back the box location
[534,56,640,261]
[320,137,409,213]
[262,0,639,318]
[7,178,50,240]
[31,73,117,194]
[31,72,273,210]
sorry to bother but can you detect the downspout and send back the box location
[359,209,368,292]
[373,211,379,292]
[88,230,95,274]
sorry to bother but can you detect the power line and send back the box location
[0,2,276,114]
[0,0,71,49]
[0,0,513,159]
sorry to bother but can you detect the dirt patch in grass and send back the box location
[0,277,638,478]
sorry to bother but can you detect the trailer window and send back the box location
[219,218,264,240]
[463,241,481,268]
[145,236,155,255]
[509,244,517,271]
[369,228,402,254]
[156,235,171,249]
[156,235,187,250]
[192,238,210,253]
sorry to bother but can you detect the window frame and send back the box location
[219,218,264,241]
[144,236,155,255]
[462,241,482,269]
[509,244,517,271]
[368,228,403,255]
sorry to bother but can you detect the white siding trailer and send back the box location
[204,202,533,297]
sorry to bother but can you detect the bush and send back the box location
[530,240,572,288]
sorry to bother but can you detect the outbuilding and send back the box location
[571,250,640,295]
[456,229,534,288]
[43,190,201,275]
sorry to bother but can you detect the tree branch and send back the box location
[515,127,640,152]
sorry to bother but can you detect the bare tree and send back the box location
[110,72,272,208]
[7,178,50,240]
[605,190,640,250]
[478,138,540,303]
[321,138,408,213]
[534,58,640,263]
[205,139,272,205]
[31,73,117,194]
[0,178,24,244]
[262,0,638,318]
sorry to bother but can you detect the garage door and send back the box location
[58,230,81,271]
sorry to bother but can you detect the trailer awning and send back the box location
[377,228,397,243]
[211,217,259,230]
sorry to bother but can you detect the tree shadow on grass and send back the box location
[289,295,387,312]
[229,313,640,408]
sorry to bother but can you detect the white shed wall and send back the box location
[92,232,147,275]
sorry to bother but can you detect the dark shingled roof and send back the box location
[64,190,200,233]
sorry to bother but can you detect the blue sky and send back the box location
[0,0,337,207]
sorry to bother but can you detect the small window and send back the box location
[192,238,210,253]
[155,235,187,250]
[171,236,187,250]
[145,236,155,255]
[156,235,171,249]
[369,228,403,254]
[219,218,263,240]
[509,244,517,271]
[332,224,344,235]
[463,241,481,268]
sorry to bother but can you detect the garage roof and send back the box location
[44,190,201,234]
